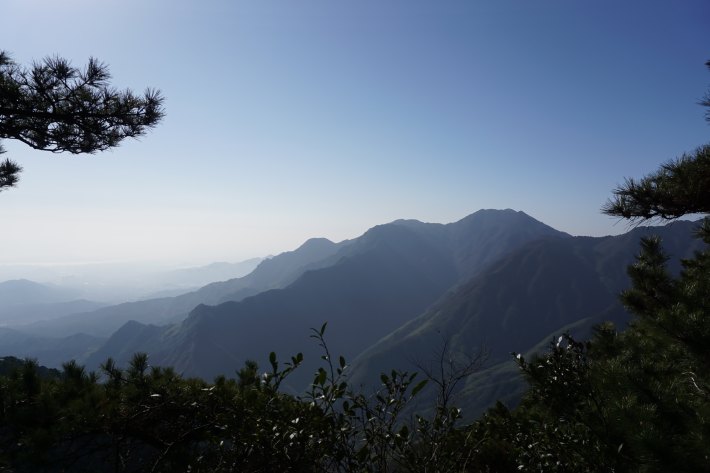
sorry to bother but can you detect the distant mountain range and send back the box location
[0,257,265,306]
[0,210,703,416]
[16,239,346,338]
[0,279,107,326]
[152,257,265,289]
[85,209,568,385]
[0,326,104,364]
[0,279,80,306]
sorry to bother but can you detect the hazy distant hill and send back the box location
[0,279,80,306]
[0,327,105,368]
[85,210,568,388]
[348,220,703,418]
[152,257,264,290]
[15,238,348,338]
[0,279,106,325]
[0,299,107,326]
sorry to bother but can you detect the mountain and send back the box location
[0,356,61,378]
[0,327,105,368]
[0,279,107,325]
[348,220,704,419]
[0,279,80,306]
[213,237,352,304]
[14,238,348,338]
[15,209,696,415]
[84,210,568,389]
[0,299,107,326]
[149,257,265,291]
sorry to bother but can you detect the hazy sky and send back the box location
[1,0,709,265]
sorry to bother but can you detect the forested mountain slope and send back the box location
[349,220,702,418]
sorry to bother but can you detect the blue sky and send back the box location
[1,0,709,265]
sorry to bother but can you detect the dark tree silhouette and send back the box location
[0,50,164,191]
[602,60,710,221]
[602,144,710,221]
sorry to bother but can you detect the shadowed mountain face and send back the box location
[0,327,105,368]
[85,210,569,388]
[447,209,572,281]
[348,220,703,419]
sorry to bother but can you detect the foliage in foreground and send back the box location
[0,50,164,191]
[0,328,483,473]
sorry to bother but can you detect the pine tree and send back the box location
[497,60,710,472]
[0,51,164,191]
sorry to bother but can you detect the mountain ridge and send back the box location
[14,237,348,338]
[348,219,703,418]
[6,209,699,407]
[83,210,569,389]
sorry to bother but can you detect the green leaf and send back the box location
[316,368,327,386]
[399,425,409,438]
[269,352,277,372]
[411,379,428,397]
[289,352,303,367]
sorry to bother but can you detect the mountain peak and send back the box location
[455,208,533,223]
[452,209,569,236]
[295,237,336,252]
[0,278,40,287]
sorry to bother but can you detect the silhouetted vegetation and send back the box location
[0,51,164,191]
[0,328,476,472]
